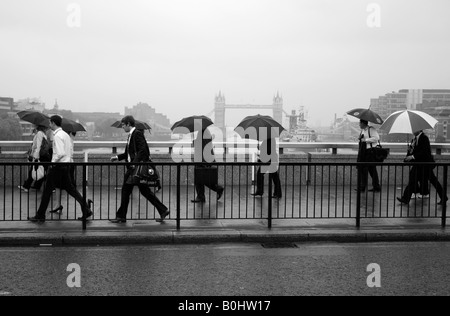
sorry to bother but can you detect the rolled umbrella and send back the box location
[380,110,438,135]
[234,114,286,141]
[171,115,214,134]
[347,108,384,125]
[17,110,50,127]
[61,118,86,133]
[111,120,152,130]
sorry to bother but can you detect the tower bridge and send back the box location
[208,91,290,130]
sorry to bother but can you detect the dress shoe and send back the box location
[28,216,45,223]
[251,192,263,197]
[272,195,282,199]
[438,197,449,205]
[397,197,409,205]
[354,188,366,193]
[78,211,93,221]
[217,188,224,201]
[50,205,63,214]
[368,188,381,192]
[156,209,170,222]
[110,218,127,223]
[191,198,206,203]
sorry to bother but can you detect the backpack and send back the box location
[39,136,52,162]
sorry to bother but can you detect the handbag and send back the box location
[371,145,390,162]
[32,165,45,181]
[127,164,160,186]
[368,127,389,162]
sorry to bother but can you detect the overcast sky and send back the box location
[1,0,450,127]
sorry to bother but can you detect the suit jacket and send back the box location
[411,133,434,163]
[118,130,150,163]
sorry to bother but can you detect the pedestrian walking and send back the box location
[19,125,49,192]
[110,116,169,223]
[28,116,93,223]
[397,130,448,205]
[191,129,224,203]
[251,138,282,199]
[50,132,87,214]
[356,120,381,192]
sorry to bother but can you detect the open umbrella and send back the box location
[17,110,50,127]
[61,118,86,133]
[171,115,214,134]
[380,110,438,135]
[111,120,152,130]
[347,108,384,125]
[234,114,286,141]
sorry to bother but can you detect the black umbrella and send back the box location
[347,108,384,125]
[234,114,286,140]
[17,110,50,127]
[61,118,86,133]
[111,120,152,130]
[171,115,214,134]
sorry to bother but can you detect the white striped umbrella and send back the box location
[380,110,438,135]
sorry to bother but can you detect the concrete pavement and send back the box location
[0,217,449,247]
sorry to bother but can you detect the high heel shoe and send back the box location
[50,205,63,214]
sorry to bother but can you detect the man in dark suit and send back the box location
[110,116,169,223]
[251,138,282,199]
[191,129,224,203]
[397,130,448,205]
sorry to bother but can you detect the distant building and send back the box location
[321,114,360,142]
[15,98,46,112]
[0,97,14,114]
[124,102,172,140]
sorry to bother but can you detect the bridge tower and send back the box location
[215,91,226,130]
[273,92,283,126]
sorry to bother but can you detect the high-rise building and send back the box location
[0,97,14,114]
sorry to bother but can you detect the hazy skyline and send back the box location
[1,0,450,127]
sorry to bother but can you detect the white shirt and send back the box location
[360,126,380,149]
[52,128,71,163]
[127,127,136,162]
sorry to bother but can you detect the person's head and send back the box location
[35,125,47,133]
[71,132,77,137]
[121,116,135,133]
[359,120,369,129]
[414,130,423,137]
[49,115,62,131]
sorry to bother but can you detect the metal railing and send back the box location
[0,161,448,230]
[1,141,450,155]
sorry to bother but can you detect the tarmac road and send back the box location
[0,242,449,296]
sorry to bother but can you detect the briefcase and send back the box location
[194,167,218,187]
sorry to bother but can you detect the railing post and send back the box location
[442,165,448,229]
[176,164,181,231]
[82,164,87,231]
[268,173,273,229]
[356,163,362,228]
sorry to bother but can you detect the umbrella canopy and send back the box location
[171,115,214,134]
[380,110,438,135]
[111,120,152,130]
[346,108,384,125]
[61,118,86,133]
[234,114,286,141]
[17,110,50,127]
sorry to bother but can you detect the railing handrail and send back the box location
[1,140,450,151]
